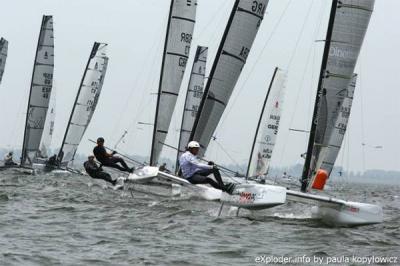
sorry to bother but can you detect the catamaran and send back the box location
[0,37,8,85]
[50,42,108,174]
[16,15,55,174]
[245,67,286,184]
[150,0,197,167]
[176,45,208,172]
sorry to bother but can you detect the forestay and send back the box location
[58,42,108,165]
[302,0,375,191]
[38,84,56,158]
[0,38,8,84]
[21,15,54,166]
[151,0,197,166]
[191,0,269,157]
[176,46,208,168]
[246,68,286,178]
[315,74,357,177]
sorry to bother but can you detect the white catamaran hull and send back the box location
[126,167,221,201]
[221,183,287,210]
[124,167,382,226]
[311,202,383,226]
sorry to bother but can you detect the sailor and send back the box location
[159,162,171,174]
[46,154,58,166]
[3,151,17,166]
[93,137,134,173]
[179,141,234,193]
[83,155,116,185]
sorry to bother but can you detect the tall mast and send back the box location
[246,67,278,179]
[301,0,338,192]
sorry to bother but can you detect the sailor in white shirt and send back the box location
[179,141,229,192]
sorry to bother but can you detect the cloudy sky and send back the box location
[0,0,399,173]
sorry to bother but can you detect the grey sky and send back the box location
[0,0,399,173]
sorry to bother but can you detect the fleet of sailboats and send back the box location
[0,0,385,226]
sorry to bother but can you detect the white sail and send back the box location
[302,0,375,191]
[21,15,54,165]
[0,38,8,84]
[38,84,56,159]
[315,74,357,177]
[150,0,197,166]
[176,46,208,167]
[58,42,108,165]
[191,0,269,157]
[247,68,286,178]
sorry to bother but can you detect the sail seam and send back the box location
[222,50,245,63]
[171,16,195,23]
[237,7,264,20]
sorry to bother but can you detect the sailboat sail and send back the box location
[190,0,269,157]
[0,38,8,84]
[315,73,357,177]
[301,0,375,191]
[21,15,54,166]
[176,46,208,168]
[246,67,286,178]
[58,42,108,165]
[150,0,197,166]
[38,85,56,159]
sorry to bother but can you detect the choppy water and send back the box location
[0,171,399,266]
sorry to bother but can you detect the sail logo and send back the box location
[329,46,356,60]
[239,191,264,203]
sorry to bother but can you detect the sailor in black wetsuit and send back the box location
[83,155,116,185]
[93,137,134,173]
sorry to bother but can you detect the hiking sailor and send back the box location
[84,155,117,185]
[3,151,17,166]
[179,141,234,193]
[93,137,134,173]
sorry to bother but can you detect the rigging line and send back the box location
[114,37,164,146]
[110,15,167,142]
[285,0,315,70]
[212,138,245,174]
[194,0,230,42]
[278,1,326,166]
[359,58,366,173]
[215,0,293,133]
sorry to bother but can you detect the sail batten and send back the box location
[150,0,197,166]
[301,0,375,191]
[21,15,55,166]
[58,42,108,165]
[176,46,208,170]
[190,0,270,157]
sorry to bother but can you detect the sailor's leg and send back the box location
[114,157,130,171]
[92,171,116,185]
[188,174,222,190]
[211,168,225,188]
